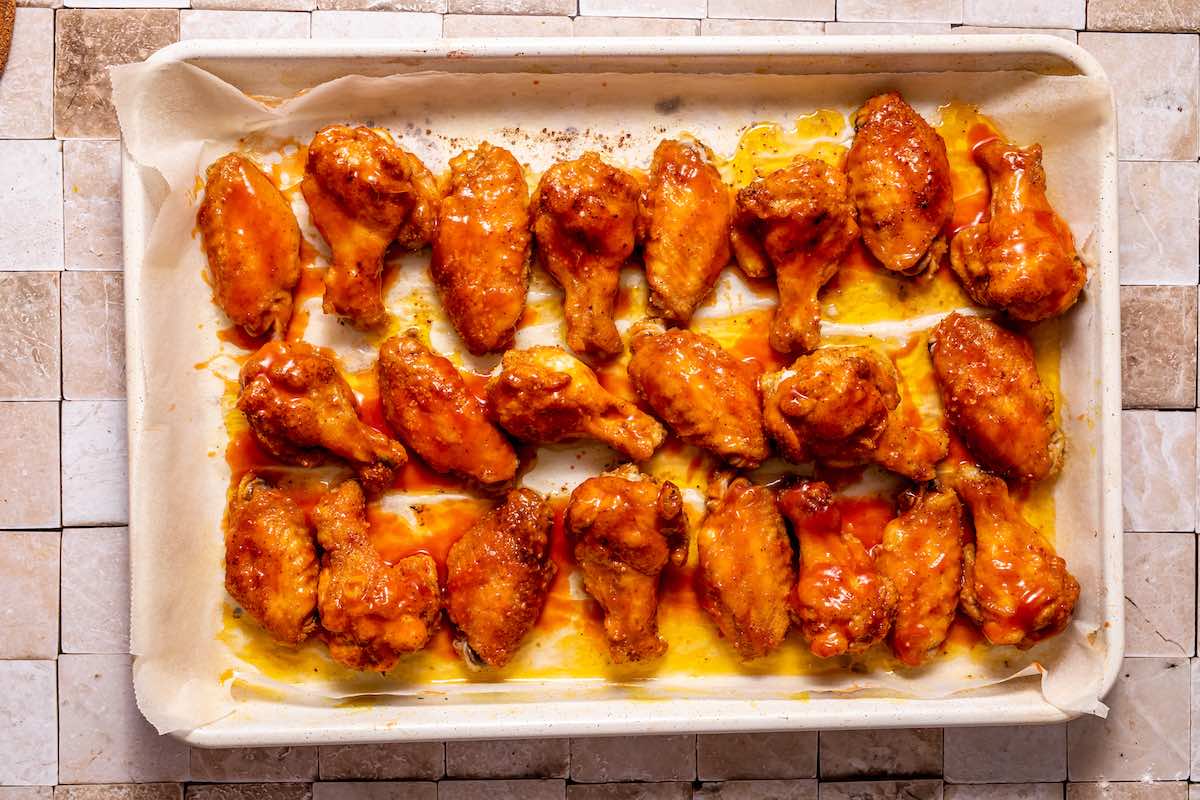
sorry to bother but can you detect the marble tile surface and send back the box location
[0,790,52,800]
[706,0,833,19]
[961,0,1083,28]
[577,0,703,17]
[0,9,54,138]
[570,736,696,783]
[566,785,692,800]
[0,272,60,400]
[953,25,1077,40]
[180,9,311,37]
[1124,532,1196,657]
[697,733,818,780]
[1068,783,1189,798]
[60,528,131,654]
[63,139,123,272]
[0,401,60,528]
[0,140,63,270]
[441,12,571,34]
[185,786,312,800]
[1118,161,1200,286]
[61,271,126,400]
[445,739,569,779]
[309,10,441,35]
[835,0,960,22]
[317,743,444,780]
[61,400,129,526]
[437,780,566,800]
[1087,1,1200,32]
[0,660,58,785]
[819,729,943,779]
[693,781,818,799]
[1120,286,1198,409]
[54,786,184,800]
[0,531,60,659]
[819,780,944,799]
[944,786,1063,800]
[447,0,573,13]
[1121,410,1197,532]
[191,748,319,782]
[824,21,952,33]
[943,724,1067,783]
[192,0,315,12]
[700,18,824,34]
[311,784,435,800]
[573,15,698,34]
[312,0,440,12]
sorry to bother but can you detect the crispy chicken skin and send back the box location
[953,466,1079,649]
[846,92,954,275]
[302,124,439,328]
[730,156,859,356]
[929,312,1062,482]
[638,138,733,324]
[198,153,302,338]
[314,480,441,671]
[532,152,641,360]
[224,473,319,645]
[762,346,948,481]
[432,143,532,355]
[377,332,517,488]
[444,488,555,668]
[697,474,794,661]
[950,138,1085,321]
[875,486,966,667]
[238,341,408,493]
[777,481,898,658]
[627,320,768,469]
[486,345,666,462]
[566,464,689,663]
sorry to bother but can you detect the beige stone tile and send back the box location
[312,784,435,800]
[1068,657,1189,780]
[570,735,696,783]
[707,0,833,19]
[55,786,184,800]
[310,10,442,36]
[445,738,569,778]
[566,785,691,800]
[818,728,942,779]
[825,21,951,33]
[185,787,312,800]
[574,15,698,34]
[0,660,57,785]
[1068,783,1188,799]
[694,781,818,800]
[944,786,1063,800]
[0,789,53,800]
[59,654,190,782]
[1123,532,1195,657]
[0,140,63,270]
[1079,33,1199,161]
[1121,410,1196,532]
[0,531,60,659]
[317,742,444,779]
[63,139,122,272]
[437,781,565,800]
[191,747,319,782]
[192,0,314,11]
[0,9,54,138]
[577,0,702,17]
[953,25,1076,41]
[835,0,960,22]
[943,724,1066,783]
[0,272,60,400]
[180,10,311,37]
[54,9,180,139]
[701,18,824,34]
[819,781,944,800]
[62,399,128,526]
[961,0,1082,28]
[1191,657,1200,778]
[61,271,125,400]
[314,0,441,12]
[1118,161,1200,285]
[697,733,817,780]
[443,13,572,34]
[1088,1,1200,33]
[1120,286,1198,409]
[15,0,61,9]
[0,401,60,528]
[449,0,573,13]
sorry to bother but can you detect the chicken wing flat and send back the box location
[953,466,1079,649]
[533,152,641,360]
[444,488,555,668]
[697,474,794,661]
[929,312,1062,482]
[239,341,408,492]
[302,124,439,328]
[638,138,733,324]
[314,480,441,671]
[378,332,517,488]
[432,142,532,355]
[486,345,666,462]
[224,473,319,645]
[846,91,954,275]
[198,153,302,338]
[875,486,966,667]
[566,464,689,663]
[730,156,859,356]
[762,345,947,481]
[950,138,1085,321]
[777,481,897,658]
[627,320,768,469]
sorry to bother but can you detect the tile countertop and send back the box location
[1,1,1198,797]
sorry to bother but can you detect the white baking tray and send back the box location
[122,35,1123,746]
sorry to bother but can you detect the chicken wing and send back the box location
[638,138,733,324]
[432,142,532,355]
[697,474,794,661]
[953,466,1079,649]
[313,480,441,671]
[486,345,666,462]
[875,486,966,667]
[224,473,319,645]
[929,312,1062,482]
[239,341,408,492]
[198,153,302,338]
[762,345,947,481]
[444,488,555,668]
[777,481,897,658]
[949,138,1085,321]
[627,320,768,469]
[730,156,859,356]
[302,124,439,328]
[532,152,641,360]
[566,464,689,662]
[846,91,954,275]
[378,332,518,488]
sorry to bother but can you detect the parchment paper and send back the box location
[112,57,1115,735]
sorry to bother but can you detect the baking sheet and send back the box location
[113,46,1117,737]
